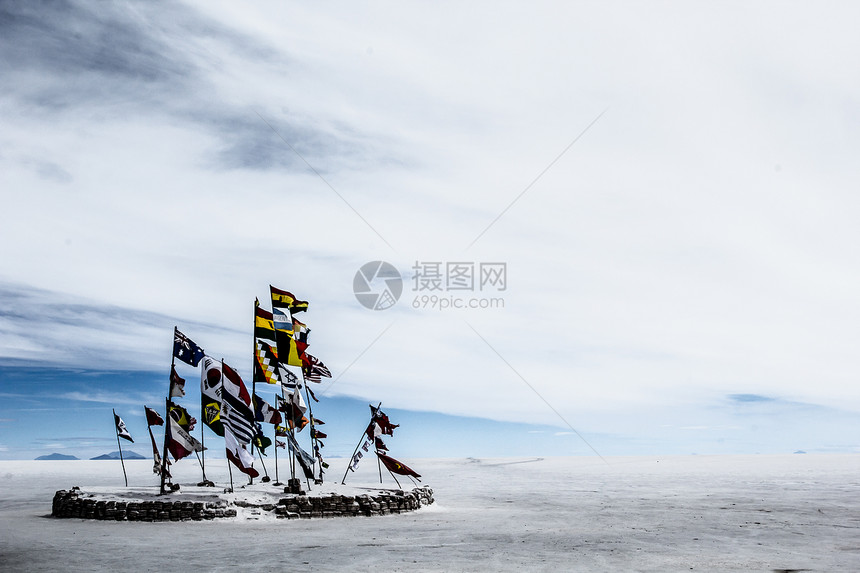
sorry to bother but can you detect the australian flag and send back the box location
[173,328,205,367]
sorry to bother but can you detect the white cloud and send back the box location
[1,1,860,454]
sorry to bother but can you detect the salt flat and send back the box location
[1,455,858,572]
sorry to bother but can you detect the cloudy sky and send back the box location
[2,1,859,460]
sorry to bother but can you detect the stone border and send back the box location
[51,486,434,521]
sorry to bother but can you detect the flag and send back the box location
[376,452,421,479]
[273,308,304,367]
[253,394,283,426]
[275,425,288,437]
[254,304,276,341]
[144,406,164,426]
[279,365,300,389]
[270,285,309,313]
[167,401,204,461]
[285,431,315,479]
[144,406,163,475]
[370,406,399,436]
[292,316,310,344]
[254,340,281,385]
[305,384,319,403]
[169,365,186,398]
[221,362,255,445]
[302,354,331,383]
[281,387,308,431]
[225,425,258,478]
[374,437,388,452]
[200,356,224,437]
[173,328,204,367]
[168,401,196,432]
[365,421,382,440]
[312,417,325,426]
[311,428,327,440]
[276,440,286,449]
[253,431,272,455]
[114,412,133,443]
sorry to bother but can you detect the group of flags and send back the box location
[110,285,421,490]
[347,404,421,481]
[114,285,333,488]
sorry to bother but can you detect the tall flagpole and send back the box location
[113,409,128,487]
[159,328,177,495]
[249,300,257,485]
[200,421,207,484]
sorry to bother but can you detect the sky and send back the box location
[1,1,860,460]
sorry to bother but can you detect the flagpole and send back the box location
[380,456,402,489]
[159,329,177,495]
[200,422,207,484]
[250,300,257,485]
[113,409,128,487]
[273,417,280,485]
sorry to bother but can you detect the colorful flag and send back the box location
[221,362,255,445]
[166,402,204,461]
[275,425,288,437]
[254,340,281,385]
[168,401,196,432]
[376,452,421,479]
[225,425,258,478]
[169,365,186,398]
[276,440,286,449]
[302,354,331,383]
[292,316,310,344]
[173,328,204,366]
[253,394,283,426]
[254,304,276,341]
[374,437,389,452]
[200,356,224,437]
[253,430,272,455]
[270,285,309,313]
[144,406,164,426]
[114,411,133,443]
[273,308,304,367]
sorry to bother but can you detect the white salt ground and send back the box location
[1,454,858,572]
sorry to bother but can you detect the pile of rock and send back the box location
[51,487,236,521]
[51,485,434,522]
[274,486,434,519]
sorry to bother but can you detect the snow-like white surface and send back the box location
[1,455,859,571]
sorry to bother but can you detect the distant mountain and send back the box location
[90,450,147,460]
[35,453,79,460]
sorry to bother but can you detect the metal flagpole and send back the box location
[249,300,257,485]
[380,458,402,489]
[199,422,207,484]
[159,329,177,495]
[273,417,280,485]
[113,409,128,487]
